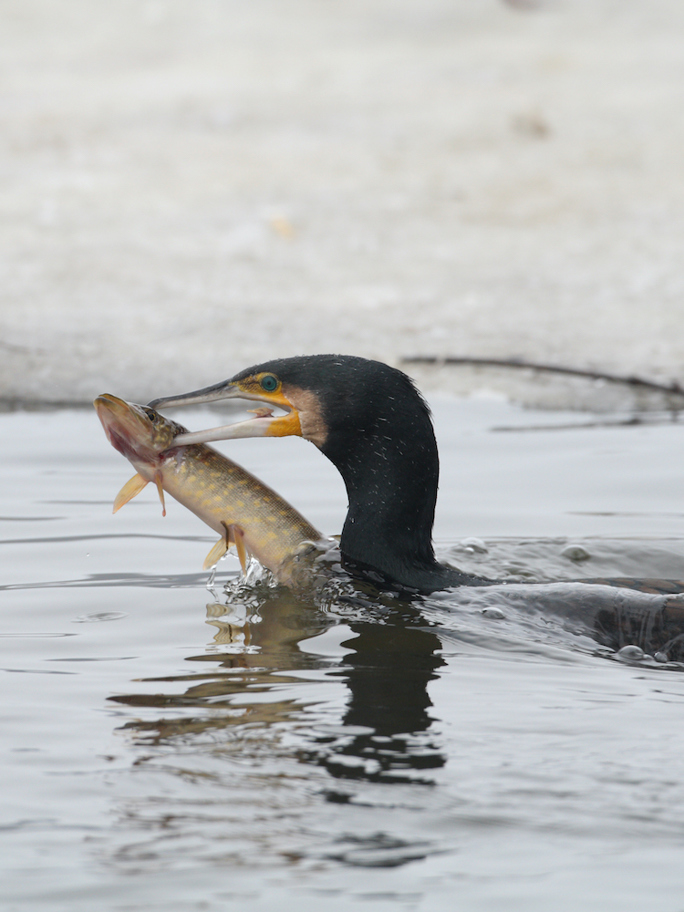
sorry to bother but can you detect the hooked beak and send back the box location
[148,380,302,445]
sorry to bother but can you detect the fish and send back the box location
[94,394,324,585]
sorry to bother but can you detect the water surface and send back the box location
[2,398,684,911]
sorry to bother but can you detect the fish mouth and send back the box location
[147,381,302,446]
[94,394,164,462]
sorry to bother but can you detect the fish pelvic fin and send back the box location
[113,474,149,513]
[203,523,251,573]
[153,471,166,516]
[231,524,249,574]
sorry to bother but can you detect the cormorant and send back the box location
[145,355,684,660]
[148,354,486,592]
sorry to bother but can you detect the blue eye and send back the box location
[260,374,278,392]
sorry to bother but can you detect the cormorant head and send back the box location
[148,354,435,465]
[149,355,442,587]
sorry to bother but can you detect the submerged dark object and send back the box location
[149,354,684,659]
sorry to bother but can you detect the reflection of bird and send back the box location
[150,355,489,592]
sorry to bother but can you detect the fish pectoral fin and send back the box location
[112,474,149,513]
[154,471,166,517]
[203,536,229,570]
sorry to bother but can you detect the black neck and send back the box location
[333,422,440,582]
[317,376,474,592]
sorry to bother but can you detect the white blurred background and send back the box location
[1,0,683,406]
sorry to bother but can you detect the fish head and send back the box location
[94,394,182,467]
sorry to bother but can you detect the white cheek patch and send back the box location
[285,386,328,448]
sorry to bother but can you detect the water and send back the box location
[2,397,684,911]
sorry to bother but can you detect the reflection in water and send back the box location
[111,588,334,742]
[304,618,446,786]
[103,563,684,875]
[110,582,446,789]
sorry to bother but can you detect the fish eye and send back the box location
[260,374,279,393]
[142,407,157,420]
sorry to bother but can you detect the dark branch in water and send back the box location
[401,356,684,401]
[491,415,683,433]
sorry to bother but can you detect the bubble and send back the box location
[561,544,591,562]
[481,607,506,619]
[460,537,488,553]
[617,645,644,661]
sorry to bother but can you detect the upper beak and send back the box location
[148,379,241,411]
[148,380,301,445]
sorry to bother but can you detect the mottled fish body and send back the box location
[94,394,323,584]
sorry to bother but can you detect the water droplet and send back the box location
[461,537,488,553]
[561,544,591,562]
[617,644,644,661]
[481,607,506,619]
[72,612,127,623]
